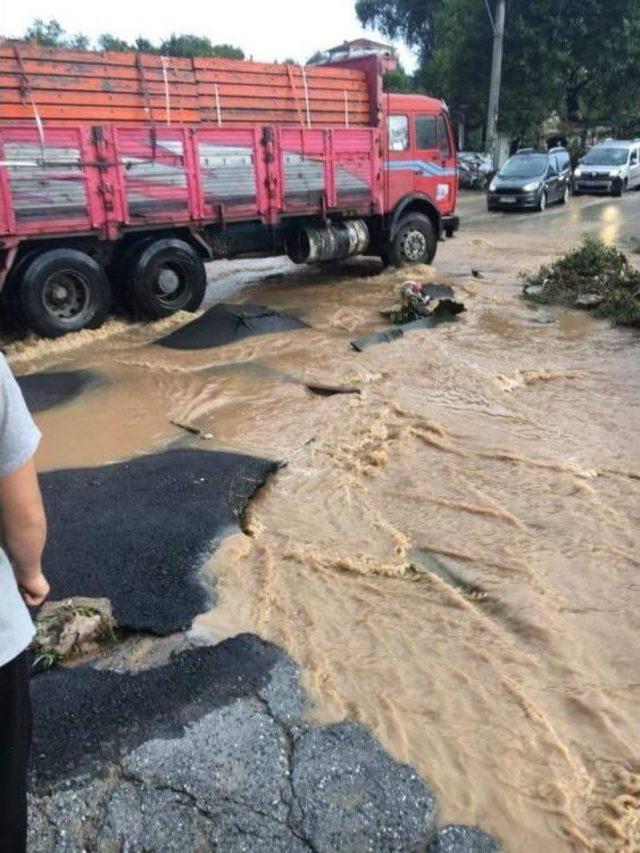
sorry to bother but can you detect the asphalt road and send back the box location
[457,187,640,247]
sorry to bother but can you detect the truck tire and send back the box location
[387,214,437,267]
[18,249,112,337]
[127,238,206,319]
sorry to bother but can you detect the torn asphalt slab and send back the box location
[351,314,459,351]
[156,303,308,350]
[30,634,303,787]
[16,368,102,413]
[40,448,279,634]
[29,635,447,852]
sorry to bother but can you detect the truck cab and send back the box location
[384,93,459,256]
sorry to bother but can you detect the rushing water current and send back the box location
[7,193,640,851]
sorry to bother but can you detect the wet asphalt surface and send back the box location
[458,187,640,246]
[40,449,279,634]
[24,186,638,852]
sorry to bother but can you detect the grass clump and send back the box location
[523,237,640,327]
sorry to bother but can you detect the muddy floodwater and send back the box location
[7,192,640,851]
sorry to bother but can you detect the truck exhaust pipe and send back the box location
[287,220,369,264]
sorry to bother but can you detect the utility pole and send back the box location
[484,0,506,169]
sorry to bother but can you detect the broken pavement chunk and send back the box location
[40,449,279,634]
[16,369,102,413]
[155,303,307,350]
[305,383,361,397]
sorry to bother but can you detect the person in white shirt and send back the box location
[0,355,48,852]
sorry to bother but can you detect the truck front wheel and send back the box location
[127,239,206,319]
[386,214,437,267]
[18,249,112,338]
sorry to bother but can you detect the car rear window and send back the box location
[499,154,547,178]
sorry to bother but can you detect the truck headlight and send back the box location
[522,181,540,192]
[609,169,620,177]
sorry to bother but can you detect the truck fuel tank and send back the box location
[287,220,369,264]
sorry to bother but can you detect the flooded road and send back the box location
[7,190,640,851]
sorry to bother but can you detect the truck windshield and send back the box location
[582,148,628,166]
[499,155,547,178]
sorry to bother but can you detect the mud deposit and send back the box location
[9,194,640,851]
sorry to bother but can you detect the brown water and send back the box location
[8,196,640,851]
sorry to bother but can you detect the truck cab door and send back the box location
[385,113,412,209]
[413,113,456,214]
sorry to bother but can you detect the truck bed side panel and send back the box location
[0,126,97,237]
[0,121,383,242]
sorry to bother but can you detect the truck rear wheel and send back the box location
[387,214,437,267]
[127,239,206,319]
[18,249,112,338]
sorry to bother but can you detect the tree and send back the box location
[158,34,244,60]
[357,0,640,140]
[15,19,246,61]
[98,34,135,53]
[383,63,418,93]
[24,18,88,50]
[355,0,442,63]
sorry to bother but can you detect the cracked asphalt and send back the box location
[28,635,495,852]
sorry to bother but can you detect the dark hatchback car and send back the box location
[487,147,572,211]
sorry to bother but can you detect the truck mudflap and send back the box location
[441,214,460,238]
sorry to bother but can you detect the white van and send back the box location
[573,140,640,196]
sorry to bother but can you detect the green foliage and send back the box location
[523,237,640,327]
[159,34,244,60]
[17,19,244,60]
[32,646,59,672]
[98,34,134,53]
[24,18,89,50]
[384,63,419,93]
[357,0,640,138]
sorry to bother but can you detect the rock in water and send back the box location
[575,293,605,308]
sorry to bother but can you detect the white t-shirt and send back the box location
[0,355,40,668]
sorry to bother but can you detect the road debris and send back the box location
[351,281,465,351]
[523,237,640,326]
[305,383,361,397]
[33,597,116,670]
[171,420,213,440]
[156,303,307,350]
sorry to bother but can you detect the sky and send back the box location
[1,0,417,71]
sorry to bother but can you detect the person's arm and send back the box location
[0,456,48,606]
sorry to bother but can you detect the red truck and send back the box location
[0,43,458,336]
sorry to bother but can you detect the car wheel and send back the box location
[560,184,570,204]
[18,249,112,337]
[387,214,437,267]
[613,179,627,198]
[538,190,548,211]
[127,239,207,319]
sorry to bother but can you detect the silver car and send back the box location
[573,140,640,196]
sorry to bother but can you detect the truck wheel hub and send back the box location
[43,271,89,320]
[402,230,427,261]
[158,267,181,295]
